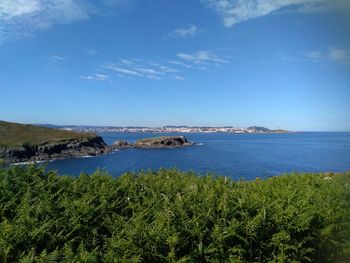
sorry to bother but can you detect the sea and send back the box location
[42,132,350,180]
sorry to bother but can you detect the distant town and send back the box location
[60,125,289,134]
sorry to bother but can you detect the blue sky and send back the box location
[0,0,349,131]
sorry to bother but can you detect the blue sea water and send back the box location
[45,132,350,180]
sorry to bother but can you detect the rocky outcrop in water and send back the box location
[112,140,133,149]
[0,136,111,164]
[112,136,194,150]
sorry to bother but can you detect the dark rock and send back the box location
[111,136,194,150]
[134,136,194,148]
[112,140,133,149]
[0,136,111,164]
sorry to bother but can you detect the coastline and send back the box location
[2,135,196,165]
[0,136,111,165]
[9,155,98,166]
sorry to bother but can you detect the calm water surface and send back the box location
[45,132,350,180]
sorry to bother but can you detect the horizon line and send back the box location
[2,120,350,132]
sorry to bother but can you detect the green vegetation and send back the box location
[0,121,96,148]
[0,166,349,262]
[136,136,169,143]
[247,126,289,133]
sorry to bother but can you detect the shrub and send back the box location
[0,166,349,262]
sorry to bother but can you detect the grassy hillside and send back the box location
[0,166,349,262]
[0,121,96,148]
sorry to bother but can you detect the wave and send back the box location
[11,160,47,166]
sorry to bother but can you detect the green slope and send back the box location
[0,120,96,148]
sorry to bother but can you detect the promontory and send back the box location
[0,120,111,164]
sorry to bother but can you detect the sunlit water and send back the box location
[44,132,350,180]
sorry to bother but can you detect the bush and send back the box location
[0,166,349,262]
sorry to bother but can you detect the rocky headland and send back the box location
[112,136,194,150]
[0,121,111,164]
[0,136,111,164]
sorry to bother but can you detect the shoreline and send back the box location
[9,154,101,166]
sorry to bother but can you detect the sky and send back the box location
[0,0,349,131]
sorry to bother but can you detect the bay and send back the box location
[45,132,350,180]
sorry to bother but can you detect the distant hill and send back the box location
[31,123,64,129]
[247,126,289,133]
[247,126,271,132]
[0,120,111,163]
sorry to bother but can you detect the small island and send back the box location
[0,120,111,164]
[112,136,194,149]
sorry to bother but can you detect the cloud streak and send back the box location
[329,48,350,63]
[168,25,202,38]
[174,75,185,80]
[201,0,349,27]
[48,55,67,62]
[81,50,231,81]
[103,64,144,77]
[304,47,350,64]
[177,50,230,64]
[305,51,322,61]
[102,63,165,80]
[86,49,98,55]
[80,74,109,81]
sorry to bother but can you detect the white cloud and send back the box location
[103,63,165,80]
[134,67,163,76]
[201,0,349,27]
[0,0,136,42]
[80,73,109,81]
[97,51,231,81]
[303,48,350,64]
[0,0,40,19]
[177,50,229,64]
[103,51,229,80]
[168,60,191,68]
[0,0,89,41]
[86,49,98,55]
[305,51,322,61]
[159,65,179,73]
[147,62,179,73]
[95,74,108,80]
[120,58,133,65]
[329,48,350,63]
[48,55,66,62]
[174,75,185,80]
[168,25,202,38]
[103,64,144,77]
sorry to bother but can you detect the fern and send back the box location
[0,166,349,262]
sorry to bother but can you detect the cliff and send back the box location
[0,120,111,164]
